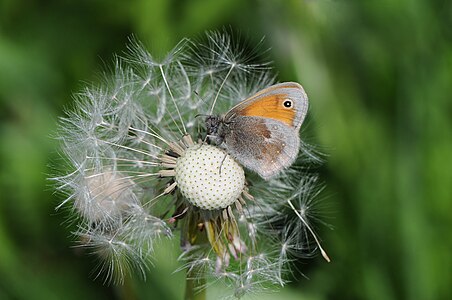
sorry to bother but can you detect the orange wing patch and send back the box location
[237,94,296,127]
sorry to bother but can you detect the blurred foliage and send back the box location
[0,0,451,299]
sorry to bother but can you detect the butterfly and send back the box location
[205,82,308,180]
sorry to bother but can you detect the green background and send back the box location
[0,0,451,299]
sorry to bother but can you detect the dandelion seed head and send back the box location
[52,30,330,297]
[175,144,245,210]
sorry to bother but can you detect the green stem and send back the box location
[182,210,208,300]
[184,265,206,300]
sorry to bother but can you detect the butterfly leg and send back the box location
[218,152,228,176]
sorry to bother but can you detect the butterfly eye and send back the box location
[283,99,293,108]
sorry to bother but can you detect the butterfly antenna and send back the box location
[287,199,331,262]
[194,113,209,119]
[193,90,210,106]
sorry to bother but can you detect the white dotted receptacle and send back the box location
[175,144,245,210]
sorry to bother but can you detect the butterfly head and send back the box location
[205,115,225,145]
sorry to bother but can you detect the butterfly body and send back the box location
[206,82,308,180]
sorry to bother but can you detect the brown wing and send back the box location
[222,116,300,180]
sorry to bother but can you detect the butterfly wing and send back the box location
[214,82,308,179]
[221,116,300,180]
[225,82,308,130]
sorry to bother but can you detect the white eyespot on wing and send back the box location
[282,99,293,109]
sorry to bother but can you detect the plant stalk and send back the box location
[184,264,206,300]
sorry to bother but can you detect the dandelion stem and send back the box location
[183,213,208,300]
[184,263,206,300]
